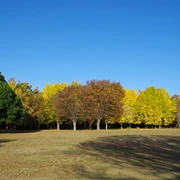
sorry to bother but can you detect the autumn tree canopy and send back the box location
[120,89,138,128]
[42,83,67,129]
[0,72,179,130]
[134,87,176,127]
[85,80,124,130]
[172,94,180,127]
[8,79,45,129]
[52,84,82,130]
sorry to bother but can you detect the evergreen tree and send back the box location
[0,72,25,129]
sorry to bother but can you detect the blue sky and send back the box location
[0,0,180,95]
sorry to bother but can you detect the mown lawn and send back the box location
[0,129,180,180]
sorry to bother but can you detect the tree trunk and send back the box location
[120,123,123,129]
[38,123,40,130]
[105,121,108,130]
[159,125,161,128]
[6,120,8,132]
[73,120,76,131]
[129,123,131,128]
[57,121,60,130]
[6,125,8,132]
[84,120,86,129]
[89,123,92,129]
[97,119,101,130]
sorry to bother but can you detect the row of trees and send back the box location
[0,72,179,130]
[51,80,124,130]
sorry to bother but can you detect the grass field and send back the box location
[0,129,180,180]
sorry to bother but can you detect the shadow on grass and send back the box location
[77,135,180,179]
[0,139,17,147]
[0,129,41,134]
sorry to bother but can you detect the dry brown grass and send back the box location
[0,129,180,180]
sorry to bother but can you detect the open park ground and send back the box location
[0,129,180,180]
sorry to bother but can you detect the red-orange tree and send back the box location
[80,85,97,129]
[86,80,124,130]
[172,94,180,127]
[52,84,82,131]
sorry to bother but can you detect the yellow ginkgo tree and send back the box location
[42,83,67,130]
[119,89,138,128]
[134,86,176,128]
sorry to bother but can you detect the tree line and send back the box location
[0,72,179,131]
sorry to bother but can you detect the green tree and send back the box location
[0,73,25,129]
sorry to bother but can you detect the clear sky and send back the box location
[0,0,180,95]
